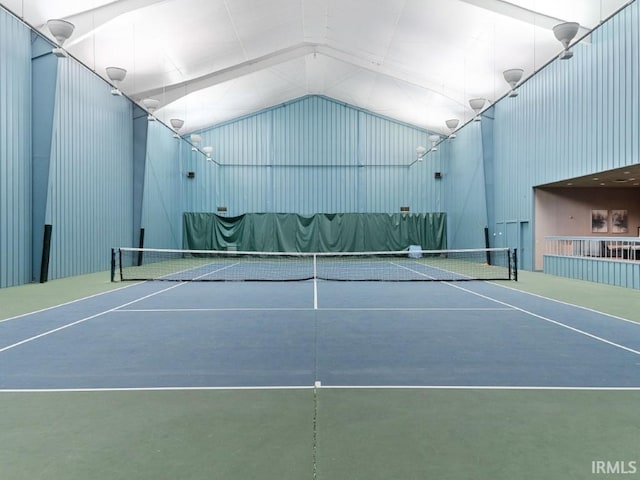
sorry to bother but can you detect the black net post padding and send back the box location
[512,248,518,281]
[110,248,116,282]
[484,226,491,265]
[118,248,124,281]
[137,228,145,266]
[39,224,53,283]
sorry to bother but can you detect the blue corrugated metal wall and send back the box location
[0,10,31,288]
[545,255,640,290]
[492,3,640,249]
[45,59,133,279]
[2,3,640,287]
[446,1,640,268]
[189,96,439,216]
[141,121,183,248]
[444,122,488,249]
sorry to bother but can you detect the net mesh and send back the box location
[115,247,515,282]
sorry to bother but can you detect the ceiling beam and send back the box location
[132,42,318,105]
[460,0,592,36]
[133,41,464,110]
[49,0,167,48]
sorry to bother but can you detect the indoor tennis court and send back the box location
[3,1,640,479]
[2,270,640,479]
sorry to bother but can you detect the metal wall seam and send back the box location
[0,10,31,288]
[185,96,438,216]
[491,2,640,228]
[45,59,133,280]
[141,121,183,248]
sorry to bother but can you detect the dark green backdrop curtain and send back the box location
[183,212,446,252]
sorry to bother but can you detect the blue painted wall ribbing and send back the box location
[0,9,31,288]
[544,255,640,290]
[444,1,640,271]
[444,121,488,249]
[45,59,134,280]
[32,35,59,282]
[141,121,183,248]
[189,96,440,216]
[132,106,149,250]
[492,2,640,243]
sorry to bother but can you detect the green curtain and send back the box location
[183,212,447,252]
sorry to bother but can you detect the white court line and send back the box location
[0,386,315,393]
[113,307,513,313]
[0,283,185,354]
[446,282,640,356]
[1,385,640,393]
[314,277,318,310]
[0,282,143,324]
[390,261,437,280]
[315,385,640,391]
[489,281,640,326]
[0,264,240,353]
[318,307,512,311]
[393,263,640,357]
[113,307,315,312]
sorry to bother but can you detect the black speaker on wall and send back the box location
[434,172,442,179]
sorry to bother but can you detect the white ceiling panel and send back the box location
[1,0,114,25]
[2,0,633,134]
[303,0,328,42]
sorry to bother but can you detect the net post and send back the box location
[484,226,491,265]
[39,224,53,283]
[118,248,124,281]
[110,248,116,282]
[137,228,145,266]
[512,248,518,281]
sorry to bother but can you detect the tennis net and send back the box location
[113,247,516,282]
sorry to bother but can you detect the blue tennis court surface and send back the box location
[1,280,640,390]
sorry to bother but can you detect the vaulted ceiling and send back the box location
[2,0,632,135]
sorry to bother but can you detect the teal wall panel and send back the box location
[435,0,639,262]
[444,122,488,249]
[31,36,59,282]
[141,121,183,248]
[188,96,441,216]
[544,255,640,290]
[132,106,149,250]
[45,59,133,279]
[485,2,640,271]
[0,9,31,287]
[272,96,359,167]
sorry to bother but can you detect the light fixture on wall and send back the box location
[553,22,580,60]
[428,134,440,152]
[503,69,524,97]
[142,98,160,121]
[445,119,459,139]
[170,118,184,138]
[46,19,74,57]
[202,146,214,160]
[469,98,486,121]
[105,67,127,96]
[416,145,428,162]
[190,134,202,151]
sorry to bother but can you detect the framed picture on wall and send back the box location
[611,209,628,233]
[591,209,608,233]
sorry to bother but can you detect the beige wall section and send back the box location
[534,188,640,270]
